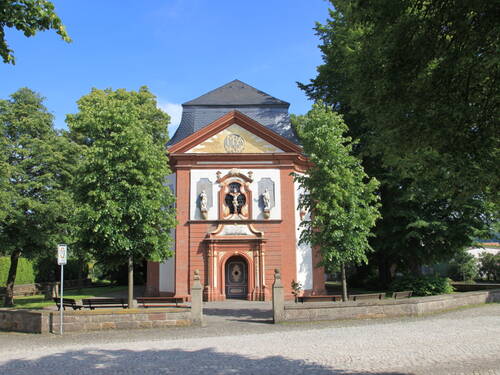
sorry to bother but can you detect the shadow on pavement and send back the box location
[0,347,413,375]
[203,307,273,319]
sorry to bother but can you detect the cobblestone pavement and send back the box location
[0,303,499,374]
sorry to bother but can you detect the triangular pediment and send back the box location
[187,124,283,153]
[168,111,302,154]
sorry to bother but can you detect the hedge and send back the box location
[0,256,36,286]
[390,274,454,296]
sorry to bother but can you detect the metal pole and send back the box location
[60,264,64,335]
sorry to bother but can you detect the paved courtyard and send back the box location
[0,302,499,374]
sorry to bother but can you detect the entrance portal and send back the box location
[225,256,248,299]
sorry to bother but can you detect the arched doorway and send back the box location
[225,255,248,299]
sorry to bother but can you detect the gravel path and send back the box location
[0,303,499,374]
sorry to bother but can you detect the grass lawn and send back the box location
[5,286,128,310]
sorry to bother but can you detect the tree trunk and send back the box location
[3,250,21,307]
[127,256,134,309]
[341,263,348,301]
[408,256,421,276]
[377,256,395,288]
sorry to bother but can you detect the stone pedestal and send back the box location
[272,268,285,323]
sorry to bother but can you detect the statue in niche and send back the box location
[199,190,208,219]
[262,188,271,219]
[224,182,246,219]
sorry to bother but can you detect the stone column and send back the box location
[272,268,285,323]
[191,269,204,326]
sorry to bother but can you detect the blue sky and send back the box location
[0,0,330,135]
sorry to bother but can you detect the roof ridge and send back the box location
[183,79,289,106]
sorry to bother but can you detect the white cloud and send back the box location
[158,101,183,137]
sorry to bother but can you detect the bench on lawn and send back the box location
[348,292,386,301]
[136,296,187,308]
[297,295,342,303]
[53,297,82,311]
[82,298,127,310]
[392,290,413,299]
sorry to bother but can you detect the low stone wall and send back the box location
[452,282,500,292]
[271,269,500,323]
[274,289,500,323]
[51,308,193,333]
[0,270,204,334]
[0,309,47,333]
[0,308,196,333]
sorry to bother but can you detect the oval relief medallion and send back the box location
[224,134,245,153]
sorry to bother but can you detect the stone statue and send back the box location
[262,189,271,211]
[232,194,239,213]
[199,190,208,219]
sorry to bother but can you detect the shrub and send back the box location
[447,249,479,281]
[478,252,500,281]
[390,274,454,296]
[0,256,36,286]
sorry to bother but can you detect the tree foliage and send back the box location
[390,274,454,296]
[478,252,500,281]
[0,88,77,306]
[67,87,176,271]
[293,103,380,296]
[300,0,498,284]
[448,249,478,281]
[300,0,499,205]
[0,0,71,64]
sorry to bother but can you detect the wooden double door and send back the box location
[225,256,248,299]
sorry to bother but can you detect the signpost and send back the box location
[57,244,67,335]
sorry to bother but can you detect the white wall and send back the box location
[160,173,176,293]
[190,169,282,220]
[294,177,313,290]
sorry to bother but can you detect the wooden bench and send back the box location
[82,298,127,310]
[53,297,83,311]
[136,296,187,308]
[297,295,342,303]
[392,290,413,299]
[348,292,386,301]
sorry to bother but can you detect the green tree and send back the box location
[368,167,493,285]
[299,0,497,285]
[0,88,77,306]
[293,103,380,300]
[67,87,177,307]
[479,252,500,281]
[300,0,499,205]
[448,249,478,281]
[1,0,71,64]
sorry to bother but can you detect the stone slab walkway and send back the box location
[0,302,499,374]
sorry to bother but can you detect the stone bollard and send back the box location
[272,268,285,323]
[191,269,204,326]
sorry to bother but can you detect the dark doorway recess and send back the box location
[225,256,248,299]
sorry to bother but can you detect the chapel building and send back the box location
[146,80,324,301]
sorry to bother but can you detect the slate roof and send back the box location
[183,79,290,106]
[168,80,299,146]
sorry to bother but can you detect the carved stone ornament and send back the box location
[262,189,271,219]
[224,134,245,153]
[199,190,208,211]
